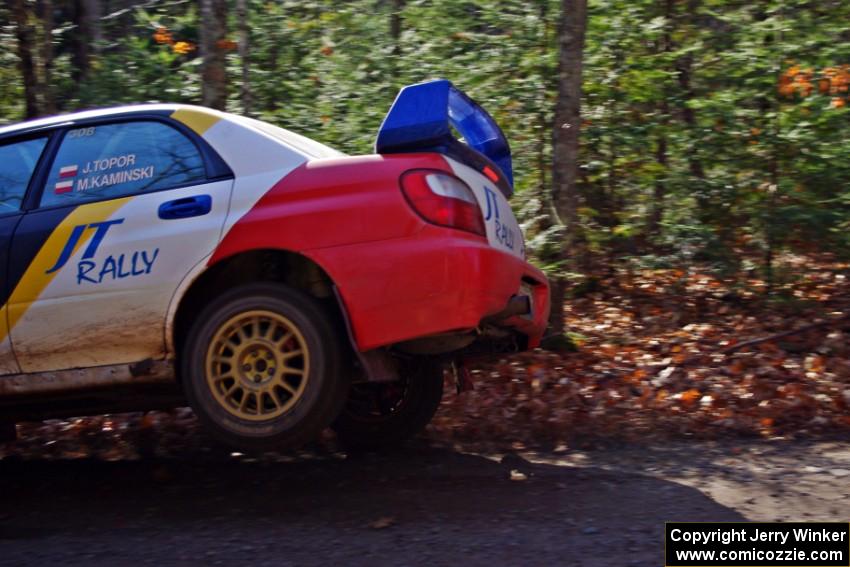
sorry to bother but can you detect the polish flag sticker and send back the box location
[58,165,78,178]
[54,180,74,194]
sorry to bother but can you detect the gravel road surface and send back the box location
[2,439,848,566]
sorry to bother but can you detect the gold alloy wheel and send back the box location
[205,310,310,421]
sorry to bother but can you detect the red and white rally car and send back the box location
[0,80,550,450]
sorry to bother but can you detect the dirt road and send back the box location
[1,439,848,566]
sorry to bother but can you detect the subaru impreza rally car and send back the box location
[0,80,550,450]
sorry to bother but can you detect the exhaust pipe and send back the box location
[484,295,531,323]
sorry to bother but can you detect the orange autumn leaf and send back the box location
[758,342,780,353]
[807,355,826,373]
[679,389,701,407]
[153,26,174,45]
[216,39,238,51]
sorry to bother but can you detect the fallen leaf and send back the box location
[369,517,395,529]
[510,469,528,481]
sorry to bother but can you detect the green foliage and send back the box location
[540,332,578,352]
[0,5,24,122]
[2,0,849,281]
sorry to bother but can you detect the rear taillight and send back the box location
[400,169,486,237]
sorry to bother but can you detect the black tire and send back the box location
[0,422,16,443]
[181,283,349,452]
[332,358,444,450]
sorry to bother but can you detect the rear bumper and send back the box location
[308,227,550,352]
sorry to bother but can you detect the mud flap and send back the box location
[332,284,399,383]
[451,360,475,394]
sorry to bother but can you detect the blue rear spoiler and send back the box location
[375,79,514,195]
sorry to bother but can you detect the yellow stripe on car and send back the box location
[171,108,221,135]
[0,307,8,346]
[1,197,131,342]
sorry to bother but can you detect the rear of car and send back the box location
[214,80,550,357]
[194,80,549,450]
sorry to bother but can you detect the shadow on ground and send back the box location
[0,445,743,566]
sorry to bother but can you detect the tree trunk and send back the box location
[390,0,404,57]
[648,0,674,240]
[38,0,55,113]
[675,0,708,214]
[265,4,280,112]
[676,52,705,182]
[536,0,551,210]
[549,0,588,335]
[236,0,251,115]
[82,0,102,53]
[200,0,228,110]
[650,134,668,238]
[13,0,40,119]
[70,0,91,85]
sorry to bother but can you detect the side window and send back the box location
[0,137,48,213]
[41,121,206,207]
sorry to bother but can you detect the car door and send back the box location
[0,135,50,375]
[8,119,233,373]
